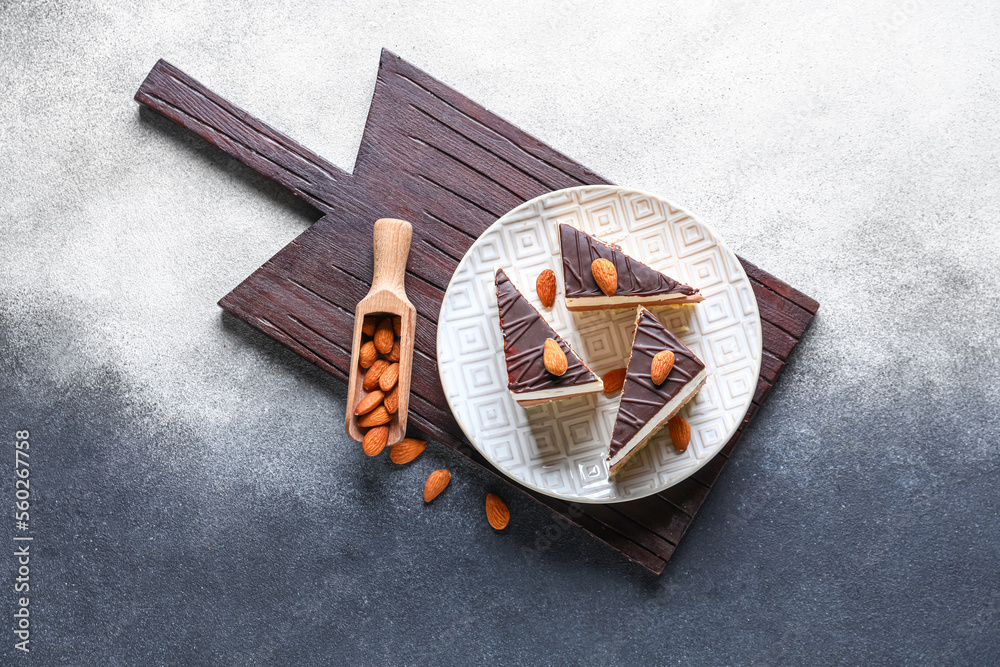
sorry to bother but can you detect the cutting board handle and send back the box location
[371,218,412,294]
[134,59,347,214]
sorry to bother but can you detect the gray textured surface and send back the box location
[2,0,999,664]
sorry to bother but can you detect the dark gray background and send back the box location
[2,1,999,664]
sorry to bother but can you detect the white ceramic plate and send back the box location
[436,186,761,503]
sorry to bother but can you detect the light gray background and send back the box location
[2,0,999,664]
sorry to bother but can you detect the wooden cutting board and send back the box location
[135,49,818,574]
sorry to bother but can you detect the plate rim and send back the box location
[435,185,762,504]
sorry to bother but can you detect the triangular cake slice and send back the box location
[607,307,708,475]
[495,268,603,407]
[559,223,703,311]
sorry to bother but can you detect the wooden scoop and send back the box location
[345,218,416,446]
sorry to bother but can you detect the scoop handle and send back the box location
[371,218,412,293]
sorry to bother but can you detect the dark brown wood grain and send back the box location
[135,49,818,575]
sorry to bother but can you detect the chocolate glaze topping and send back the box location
[559,224,699,299]
[608,308,706,459]
[495,269,600,393]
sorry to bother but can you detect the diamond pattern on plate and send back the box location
[622,192,668,231]
[633,228,674,264]
[461,357,503,398]
[437,186,762,503]
[671,215,714,258]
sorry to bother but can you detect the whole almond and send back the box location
[354,389,384,416]
[358,405,391,428]
[602,367,628,395]
[389,438,426,464]
[591,258,618,297]
[379,362,400,392]
[362,426,389,456]
[361,318,376,337]
[485,493,510,530]
[536,269,556,309]
[374,319,394,354]
[393,316,401,336]
[543,339,568,376]
[651,350,676,385]
[668,415,691,452]
[359,341,378,369]
[423,469,451,502]
[384,385,399,413]
[363,359,389,391]
[387,340,401,363]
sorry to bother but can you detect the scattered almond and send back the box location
[363,359,389,391]
[536,269,556,308]
[354,390,384,416]
[543,339,568,376]
[374,319,394,354]
[362,426,389,456]
[591,258,618,297]
[384,385,399,413]
[651,350,675,386]
[379,362,400,392]
[393,316,401,336]
[423,469,451,502]
[387,340,401,363]
[668,415,691,452]
[485,493,510,530]
[361,319,376,337]
[359,341,378,369]
[389,438,426,464]
[358,405,391,428]
[602,368,628,395]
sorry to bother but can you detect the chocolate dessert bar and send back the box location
[495,269,603,406]
[608,307,708,474]
[559,224,703,311]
